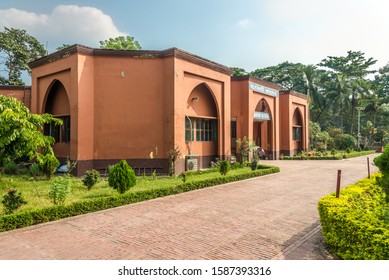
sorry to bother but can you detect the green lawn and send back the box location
[0,167,260,216]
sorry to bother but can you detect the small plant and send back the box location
[82,169,100,191]
[108,160,136,194]
[29,163,42,178]
[236,137,255,163]
[346,147,352,154]
[1,189,27,214]
[167,147,181,176]
[37,153,59,179]
[179,171,187,183]
[231,162,243,169]
[49,176,70,205]
[219,160,230,176]
[279,153,284,160]
[250,159,258,171]
[66,159,78,174]
[3,161,18,175]
[331,148,337,156]
[152,170,157,180]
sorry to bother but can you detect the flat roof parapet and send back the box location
[29,44,233,75]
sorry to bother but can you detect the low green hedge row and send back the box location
[343,150,376,158]
[281,155,342,160]
[282,150,376,160]
[0,166,280,232]
[318,174,389,259]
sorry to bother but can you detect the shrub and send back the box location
[2,189,27,214]
[219,160,230,175]
[318,174,389,259]
[37,153,59,179]
[373,144,389,200]
[250,159,258,171]
[167,147,181,176]
[49,176,70,205]
[331,148,337,156]
[108,160,136,194]
[3,161,18,175]
[236,137,255,163]
[179,171,187,183]
[82,170,100,191]
[346,147,352,154]
[29,163,42,178]
[334,134,357,150]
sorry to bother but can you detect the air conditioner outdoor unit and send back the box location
[186,157,198,171]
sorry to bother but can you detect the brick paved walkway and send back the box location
[0,155,378,260]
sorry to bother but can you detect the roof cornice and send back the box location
[232,75,282,90]
[280,89,308,100]
[29,45,233,75]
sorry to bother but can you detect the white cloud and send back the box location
[237,18,250,27]
[0,5,126,51]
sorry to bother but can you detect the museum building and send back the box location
[0,45,308,175]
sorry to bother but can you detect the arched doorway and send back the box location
[185,83,218,170]
[292,108,303,152]
[253,98,273,159]
[43,80,71,159]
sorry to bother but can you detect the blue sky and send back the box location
[1,0,389,74]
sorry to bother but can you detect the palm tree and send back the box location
[302,65,325,115]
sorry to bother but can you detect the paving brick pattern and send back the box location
[0,155,379,259]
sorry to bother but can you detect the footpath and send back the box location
[0,155,378,259]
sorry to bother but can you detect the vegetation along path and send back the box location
[0,155,379,260]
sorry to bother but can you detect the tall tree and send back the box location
[99,35,141,50]
[56,44,72,51]
[0,27,46,85]
[231,67,248,77]
[251,61,305,91]
[319,51,377,134]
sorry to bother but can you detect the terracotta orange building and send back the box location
[0,85,31,108]
[1,45,308,175]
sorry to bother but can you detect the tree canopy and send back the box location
[99,35,142,50]
[236,50,388,147]
[0,95,60,167]
[0,27,46,85]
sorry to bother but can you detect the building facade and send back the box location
[231,76,309,160]
[1,45,308,175]
[0,85,31,108]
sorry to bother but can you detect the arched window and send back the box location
[186,83,218,142]
[43,80,70,143]
[292,109,303,141]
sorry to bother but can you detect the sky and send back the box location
[1,0,389,76]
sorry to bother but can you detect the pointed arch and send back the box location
[187,82,218,118]
[185,82,220,169]
[43,80,70,116]
[253,98,273,158]
[292,107,304,151]
[43,80,71,145]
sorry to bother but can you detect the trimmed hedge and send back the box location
[282,150,375,160]
[282,155,342,160]
[0,165,280,232]
[318,174,389,259]
[343,150,376,159]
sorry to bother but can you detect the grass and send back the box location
[0,167,263,216]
